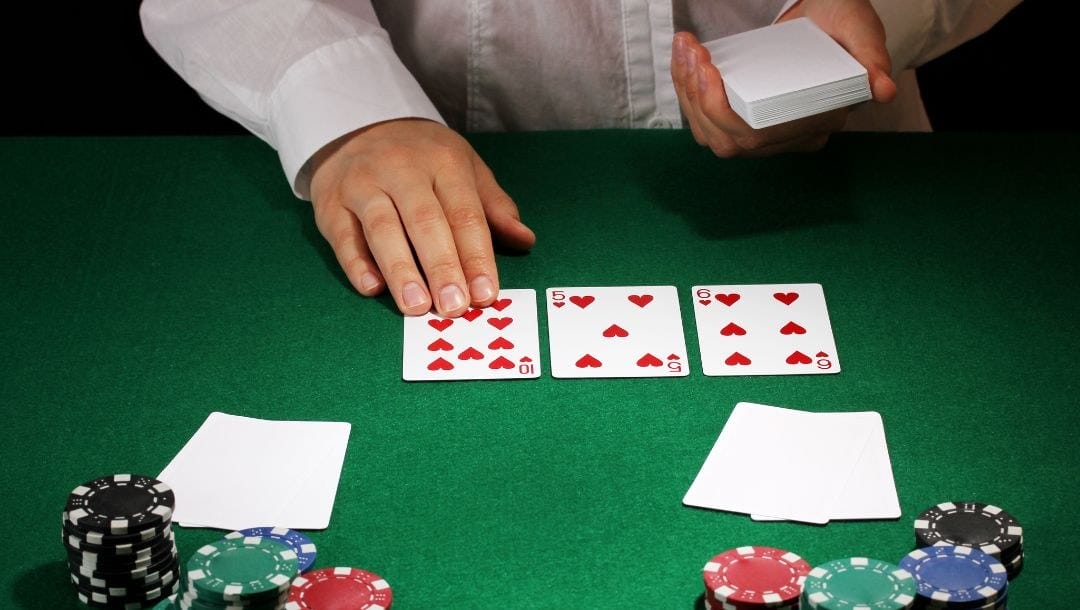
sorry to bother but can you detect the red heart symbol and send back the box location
[552,302,565,308]
[780,321,806,335]
[487,317,513,330]
[458,347,484,360]
[602,324,629,338]
[427,357,453,371]
[569,295,595,309]
[774,292,800,305]
[520,356,533,363]
[428,319,453,332]
[725,352,751,366]
[488,356,514,370]
[698,299,712,306]
[427,338,453,352]
[716,294,740,306]
[575,354,602,368]
[490,298,512,311]
[720,322,746,336]
[636,353,662,367]
[462,308,483,322]
[815,351,829,358]
[667,354,680,360]
[628,294,653,308]
[786,350,812,364]
[488,336,514,350]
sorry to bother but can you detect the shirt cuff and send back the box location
[268,33,444,199]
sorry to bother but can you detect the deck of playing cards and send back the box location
[703,17,871,129]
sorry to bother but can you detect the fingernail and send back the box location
[469,274,496,303]
[438,284,466,312]
[673,37,686,67]
[360,272,380,293]
[402,282,428,310]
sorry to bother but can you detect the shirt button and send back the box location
[648,117,673,129]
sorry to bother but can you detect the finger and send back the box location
[432,165,500,307]
[689,50,756,153]
[389,174,471,318]
[473,157,536,252]
[315,200,384,296]
[343,182,432,316]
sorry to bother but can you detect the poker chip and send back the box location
[286,566,394,610]
[62,474,181,608]
[703,546,811,607]
[800,557,916,609]
[914,502,1023,562]
[185,535,298,602]
[65,474,175,534]
[228,527,317,573]
[151,595,177,609]
[899,545,1008,607]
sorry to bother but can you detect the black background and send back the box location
[0,2,1066,135]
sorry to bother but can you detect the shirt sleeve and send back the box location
[870,0,1022,71]
[140,0,444,199]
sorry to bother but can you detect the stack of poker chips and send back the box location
[62,474,180,608]
[174,534,299,609]
[286,567,394,610]
[913,502,1025,580]
[899,545,1009,609]
[801,557,917,609]
[702,546,810,610]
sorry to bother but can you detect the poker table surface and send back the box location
[2,130,1078,609]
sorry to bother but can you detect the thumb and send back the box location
[472,156,536,252]
[822,6,897,103]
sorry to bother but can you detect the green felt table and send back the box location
[1,130,1078,609]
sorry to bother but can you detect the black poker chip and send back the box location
[65,474,175,534]
[913,501,1024,562]
[63,474,180,608]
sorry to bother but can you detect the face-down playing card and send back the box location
[546,286,689,378]
[692,283,840,376]
[403,289,541,381]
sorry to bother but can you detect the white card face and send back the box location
[403,289,541,381]
[160,412,351,530]
[692,283,840,376]
[752,413,900,521]
[546,286,689,378]
[682,403,874,524]
[704,18,868,104]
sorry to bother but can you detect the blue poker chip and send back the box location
[899,545,1008,607]
[225,527,317,572]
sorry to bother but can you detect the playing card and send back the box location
[752,412,900,521]
[403,289,541,381]
[683,402,874,524]
[546,286,689,378]
[692,283,840,376]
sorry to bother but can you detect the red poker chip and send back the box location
[287,567,393,610]
[702,546,810,606]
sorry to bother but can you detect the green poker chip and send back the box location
[185,536,298,601]
[802,557,917,609]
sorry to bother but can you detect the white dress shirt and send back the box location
[140,0,1020,197]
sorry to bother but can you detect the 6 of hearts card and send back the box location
[692,283,840,376]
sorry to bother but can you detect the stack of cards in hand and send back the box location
[703,17,871,129]
[683,402,900,524]
[402,284,840,381]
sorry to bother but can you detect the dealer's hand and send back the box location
[309,119,536,317]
